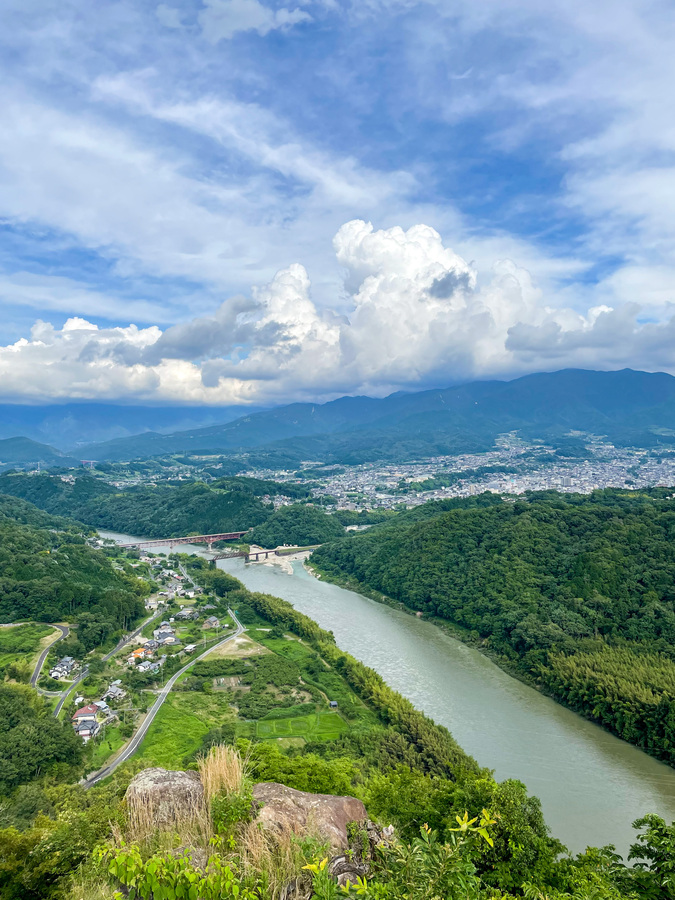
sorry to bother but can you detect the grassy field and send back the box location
[250,631,378,726]
[137,692,236,767]
[0,623,54,669]
[132,621,372,766]
[88,725,126,769]
[256,709,349,741]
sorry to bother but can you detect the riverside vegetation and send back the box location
[312,488,675,766]
[0,471,387,547]
[1,492,675,898]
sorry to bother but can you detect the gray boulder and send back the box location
[252,782,368,850]
[125,767,205,835]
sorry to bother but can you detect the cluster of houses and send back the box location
[71,680,127,742]
[175,606,221,630]
[127,643,168,674]
[49,656,78,680]
[124,619,180,671]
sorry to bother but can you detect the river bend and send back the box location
[98,532,675,856]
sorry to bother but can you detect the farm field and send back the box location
[0,622,55,670]
[256,709,349,741]
[250,630,378,727]
[137,692,236,767]
[88,725,126,770]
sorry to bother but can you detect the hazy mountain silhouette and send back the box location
[73,369,675,463]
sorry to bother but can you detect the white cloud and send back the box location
[3,0,675,404]
[0,271,171,323]
[198,0,311,41]
[4,219,675,405]
[92,72,414,209]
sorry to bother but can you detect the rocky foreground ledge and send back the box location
[125,767,394,895]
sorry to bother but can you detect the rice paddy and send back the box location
[255,709,349,741]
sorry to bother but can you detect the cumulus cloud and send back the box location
[198,0,311,41]
[4,219,675,405]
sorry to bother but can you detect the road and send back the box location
[30,624,69,688]
[83,608,244,788]
[53,606,165,717]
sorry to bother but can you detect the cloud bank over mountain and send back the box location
[2,1,675,403]
[2,219,674,404]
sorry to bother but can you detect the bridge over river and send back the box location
[99,527,675,856]
[109,531,319,561]
[213,545,321,562]
[113,531,248,550]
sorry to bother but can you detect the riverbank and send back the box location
[307,556,675,771]
[218,553,675,857]
[89,530,675,856]
[251,547,313,575]
[307,557,532,677]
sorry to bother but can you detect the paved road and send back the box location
[30,624,69,688]
[53,607,165,718]
[83,608,244,788]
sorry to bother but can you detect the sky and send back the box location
[2,0,675,405]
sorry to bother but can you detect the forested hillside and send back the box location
[0,473,311,538]
[312,488,675,763]
[247,503,346,546]
[4,568,674,900]
[0,493,146,629]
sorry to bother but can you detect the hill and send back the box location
[0,436,79,470]
[78,368,675,463]
[0,473,313,539]
[0,492,146,627]
[247,503,346,547]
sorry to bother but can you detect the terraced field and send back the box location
[256,709,349,741]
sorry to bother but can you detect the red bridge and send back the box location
[115,532,248,550]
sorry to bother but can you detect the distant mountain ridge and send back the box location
[0,437,80,470]
[0,403,264,449]
[75,369,675,463]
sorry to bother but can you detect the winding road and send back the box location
[83,608,244,787]
[53,607,165,717]
[30,624,69,688]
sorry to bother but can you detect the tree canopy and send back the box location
[313,488,675,762]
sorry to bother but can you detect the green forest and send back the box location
[247,503,346,546]
[1,489,675,899]
[1,553,673,899]
[313,488,675,764]
[0,493,146,635]
[0,473,313,539]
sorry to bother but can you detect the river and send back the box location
[100,531,675,856]
[220,557,675,857]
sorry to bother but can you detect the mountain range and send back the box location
[78,368,675,464]
[2,369,675,469]
[0,403,262,448]
[0,437,81,469]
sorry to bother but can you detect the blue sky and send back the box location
[2,0,675,404]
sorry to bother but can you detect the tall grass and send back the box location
[238,820,327,900]
[199,744,247,802]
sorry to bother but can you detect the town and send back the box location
[91,438,675,514]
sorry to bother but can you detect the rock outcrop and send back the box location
[252,782,368,850]
[125,767,205,835]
